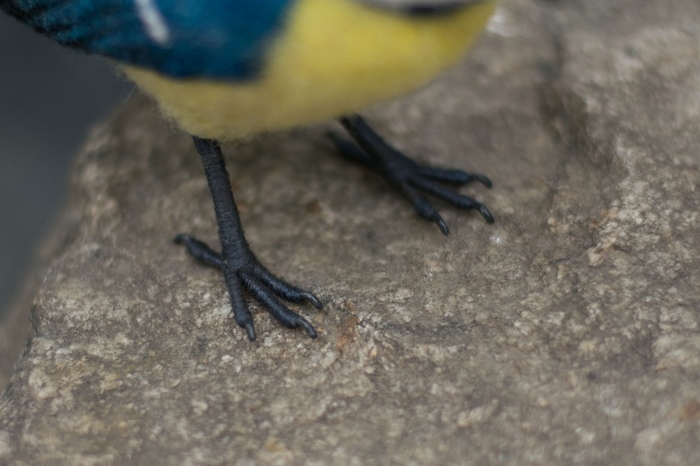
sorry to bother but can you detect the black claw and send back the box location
[435,215,449,235]
[478,204,495,224]
[243,322,256,341]
[298,317,318,339]
[302,292,324,309]
[474,174,493,188]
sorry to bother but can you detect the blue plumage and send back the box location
[0,0,293,78]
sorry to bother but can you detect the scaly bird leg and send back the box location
[176,137,321,341]
[332,115,494,235]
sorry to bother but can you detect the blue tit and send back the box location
[1,0,498,340]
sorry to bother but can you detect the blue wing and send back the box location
[0,0,293,79]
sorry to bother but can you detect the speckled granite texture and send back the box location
[1,0,699,464]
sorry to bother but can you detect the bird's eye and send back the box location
[355,0,487,16]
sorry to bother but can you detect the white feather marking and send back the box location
[135,0,171,45]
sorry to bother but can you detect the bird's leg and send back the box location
[331,115,494,235]
[175,137,321,341]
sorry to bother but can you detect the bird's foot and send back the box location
[187,137,322,341]
[333,115,494,235]
[175,233,321,341]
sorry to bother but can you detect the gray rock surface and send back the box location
[2,0,699,463]
[0,292,31,392]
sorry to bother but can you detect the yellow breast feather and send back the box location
[125,0,497,141]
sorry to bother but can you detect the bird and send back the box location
[1,0,498,341]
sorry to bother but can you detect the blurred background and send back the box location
[0,14,131,318]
